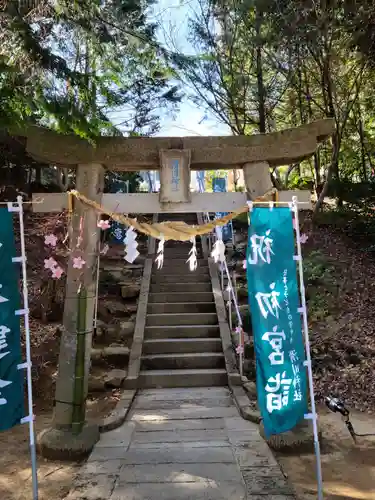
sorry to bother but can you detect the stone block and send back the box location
[233,444,278,468]
[96,422,135,448]
[130,406,238,421]
[91,447,236,464]
[242,467,294,495]
[117,463,243,483]
[80,460,123,476]
[129,440,230,450]
[65,474,117,500]
[134,418,226,432]
[111,481,246,500]
[131,429,228,444]
[121,283,141,299]
[104,369,127,388]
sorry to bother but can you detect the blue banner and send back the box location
[108,176,127,244]
[212,177,232,242]
[196,171,205,192]
[246,207,307,436]
[0,208,24,431]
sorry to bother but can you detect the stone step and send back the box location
[149,282,212,293]
[147,302,216,314]
[141,352,225,370]
[163,241,202,248]
[146,313,218,326]
[153,266,209,276]
[153,258,207,267]
[139,368,227,388]
[148,292,214,303]
[151,274,210,284]
[144,325,220,339]
[142,338,222,355]
[162,252,204,259]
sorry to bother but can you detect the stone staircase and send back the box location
[139,212,227,388]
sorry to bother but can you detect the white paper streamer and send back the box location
[155,236,165,269]
[124,226,139,263]
[211,239,226,263]
[186,236,197,271]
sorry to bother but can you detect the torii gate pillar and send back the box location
[38,162,104,458]
[243,161,273,200]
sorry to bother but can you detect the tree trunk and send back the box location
[303,66,321,189]
[255,6,266,134]
[313,134,340,218]
[356,100,367,181]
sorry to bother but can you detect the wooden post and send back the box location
[243,161,274,200]
[53,163,104,429]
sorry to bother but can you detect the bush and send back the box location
[303,250,338,321]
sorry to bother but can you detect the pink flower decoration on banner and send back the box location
[45,234,57,247]
[242,259,247,270]
[235,326,243,335]
[73,256,86,269]
[51,266,64,279]
[44,257,57,271]
[236,345,244,355]
[98,219,111,230]
[300,233,309,244]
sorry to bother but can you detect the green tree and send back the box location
[0,0,181,138]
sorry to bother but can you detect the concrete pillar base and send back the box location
[259,419,320,453]
[37,422,100,461]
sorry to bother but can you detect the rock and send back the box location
[241,405,261,424]
[88,375,106,392]
[126,302,138,314]
[106,301,129,316]
[243,381,257,398]
[103,346,130,365]
[122,268,143,279]
[244,337,254,358]
[119,321,135,337]
[95,320,106,338]
[243,359,256,380]
[104,369,127,388]
[100,270,121,285]
[108,322,135,345]
[121,283,141,299]
[100,300,137,318]
[90,348,103,361]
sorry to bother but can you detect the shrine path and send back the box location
[67,387,295,499]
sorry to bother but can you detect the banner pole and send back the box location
[292,196,323,500]
[17,196,39,500]
[93,223,101,336]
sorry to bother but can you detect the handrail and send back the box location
[198,181,243,376]
[209,221,244,378]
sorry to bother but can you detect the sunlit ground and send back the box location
[277,408,375,499]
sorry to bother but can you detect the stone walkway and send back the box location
[67,387,295,499]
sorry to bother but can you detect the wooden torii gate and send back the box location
[19,118,334,456]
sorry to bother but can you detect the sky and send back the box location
[150,0,230,137]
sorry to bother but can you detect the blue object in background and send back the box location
[212,177,233,242]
